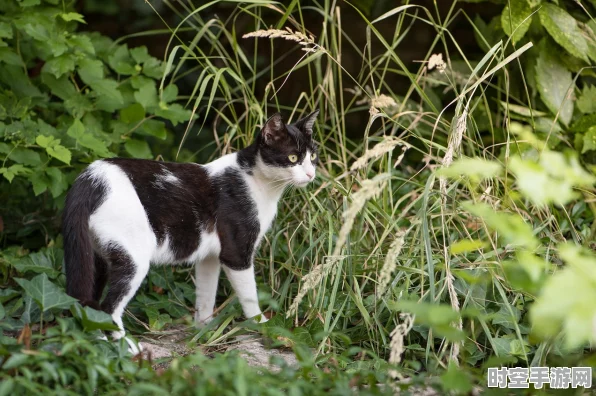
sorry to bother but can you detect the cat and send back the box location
[62,111,319,352]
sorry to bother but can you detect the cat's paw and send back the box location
[255,313,269,324]
[124,336,143,355]
[194,312,214,329]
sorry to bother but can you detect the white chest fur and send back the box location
[243,174,282,243]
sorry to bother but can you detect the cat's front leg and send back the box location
[194,256,221,327]
[222,264,267,323]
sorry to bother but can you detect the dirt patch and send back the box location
[136,325,298,371]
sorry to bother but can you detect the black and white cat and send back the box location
[62,111,319,351]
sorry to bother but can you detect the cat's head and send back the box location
[255,111,319,188]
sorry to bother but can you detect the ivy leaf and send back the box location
[11,250,60,278]
[577,85,596,114]
[71,304,119,332]
[501,1,533,44]
[534,47,573,126]
[125,139,152,159]
[15,274,77,312]
[538,4,589,63]
[583,126,596,154]
[42,54,75,78]
[60,13,86,24]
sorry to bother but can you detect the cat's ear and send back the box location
[295,110,319,136]
[262,113,285,145]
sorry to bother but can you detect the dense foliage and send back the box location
[1,0,595,394]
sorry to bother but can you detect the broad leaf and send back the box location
[15,273,77,312]
[535,47,573,125]
[501,1,532,44]
[538,4,589,63]
[125,139,152,159]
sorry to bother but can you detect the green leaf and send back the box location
[162,84,178,103]
[0,22,13,39]
[577,85,596,115]
[68,35,95,55]
[130,46,150,64]
[78,58,104,85]
[15,273,77,312]
[46,167,67,197]
[388,300,459,326]
[501,1,533,44]
[89,79,123,105]
[120,103,145,124]
[450,239,487,255]
[133,80,158,109]
[437,157,502,181]
[539,4,590,63]
[155,103,192,126]
[509,150,595,206]
[462,201,539,249]
[0,164,28,182]
[125,139,152,159]
[8,147,41,166]
[29,171,49,196]
[41,72,76,100]
[11,251,60,278]
[531,244,596,349]
[441,361,473,394]
[46,144,71,165]
[142,57,164,79]
[108,45,136,75]
[42,54,75,78]
[71,304,119,332]
[535,46,573,125]
[139,119,167,140]
[582,126,596,154]
[60,12,86,24]
[67,119,111,157]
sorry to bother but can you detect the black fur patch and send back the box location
[63,170,108,306]
[100,245,136,314]
[105,158,218,261]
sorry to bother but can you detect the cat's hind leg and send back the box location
[194,256,221,327]
[100,245,150,354]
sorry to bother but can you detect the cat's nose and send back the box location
[306,171,315,179]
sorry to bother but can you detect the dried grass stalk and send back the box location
[351,136,410,171]
[377,229,406,297]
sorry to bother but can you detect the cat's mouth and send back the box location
[294,180,311,188]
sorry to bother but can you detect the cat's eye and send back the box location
[310,153,317,161]
[288,154,298,163]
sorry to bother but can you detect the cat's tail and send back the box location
[62,166,107,308]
